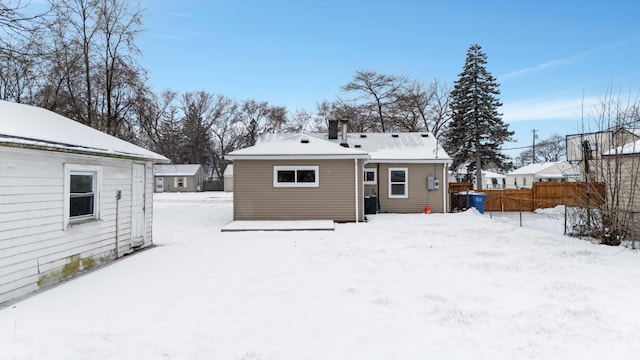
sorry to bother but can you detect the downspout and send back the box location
[442,164,448,213]
[355,158,359,223]
[115,190,121,258]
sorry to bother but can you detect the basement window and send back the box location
[64,164,102,227]
[273,166,319,187]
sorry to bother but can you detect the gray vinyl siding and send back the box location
[377,163,447,213]
[233,159,364,222]
[0,146,154,304]
[156,168,205,192]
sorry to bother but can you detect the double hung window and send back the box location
[64,164,102,227]
[388,168,408,198]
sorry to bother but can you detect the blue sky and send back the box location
[137,0,640,159]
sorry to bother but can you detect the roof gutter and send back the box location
[225,154,370,161]
[1,141,170,163]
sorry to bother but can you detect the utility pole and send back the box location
[532,129,537,164]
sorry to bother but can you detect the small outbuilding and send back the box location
[153,164,205,192]
[0,100,169,304]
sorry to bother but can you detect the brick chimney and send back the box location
[328,120,338,140]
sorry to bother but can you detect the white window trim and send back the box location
[273,166,319,188]
[388,167,408,198]
[63,164,102,229]
[364,168,377,185]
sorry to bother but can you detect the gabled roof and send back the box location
[604,139,640,155]
[154,164,202,176]
[0,100,169,162]
[508,162,578,178]
[225,133,369,160]
[482,170,505,179]
[509,162,558,175]
[309,132,452,164]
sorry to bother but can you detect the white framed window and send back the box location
[364,168,377,185]
[64,164,102,228]
[273,166,319,187]
[388,168,408,198]
[174,176,187,188]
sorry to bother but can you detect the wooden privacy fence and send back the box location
[450,182,605,212]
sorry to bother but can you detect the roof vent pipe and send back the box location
[340,119,349,147]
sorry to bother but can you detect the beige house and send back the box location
[225,128,452,221]
[225,134,369,222]
[506,162,579,189]
[153,164,205,192]
[0,100,169,304]
[317,132,452,214]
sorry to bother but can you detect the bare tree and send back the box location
[574,89,640,246]
[209,95,240,180]
[342,70,408,132]
[391,79,451,135]
[237,99,287,146]
[42,0,145,137]
[0,0,48,55]
[518,133,566,164]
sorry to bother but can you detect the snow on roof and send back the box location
[154,164,202,176]
[509,162,559,175]
[604,139,640,155]
[308,132,452,163]
[0,100,169,162]
[509,162,577,176]
[482,170,505,178]
[225,133,369,160]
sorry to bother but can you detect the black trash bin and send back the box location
[364,195,377,215]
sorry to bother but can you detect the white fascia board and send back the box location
[225,154,370,161]
[369,158,453,164]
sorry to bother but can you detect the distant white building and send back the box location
[481,170,506,189]
[448,168,505,189]
[506,162,579,189]
[223,164,233,192]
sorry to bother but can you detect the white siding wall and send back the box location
[0,147,154,303]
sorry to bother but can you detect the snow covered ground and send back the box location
[1,192,639,360]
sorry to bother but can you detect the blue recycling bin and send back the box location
[469,193,487,214]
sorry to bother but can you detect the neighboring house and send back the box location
[505,162,579,189]
[224,164,233,192]
[153,164,205,192]
[449,168,505,189]
[601,139,640,238]
[613,127,640,147]
[313,131,452,214]
[0,100,169,304]
[225,124,452,221]
[481,170,506,189]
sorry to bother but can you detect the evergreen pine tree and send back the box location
[444,44,514,189]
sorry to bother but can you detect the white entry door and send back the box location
[132,164,146,246]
